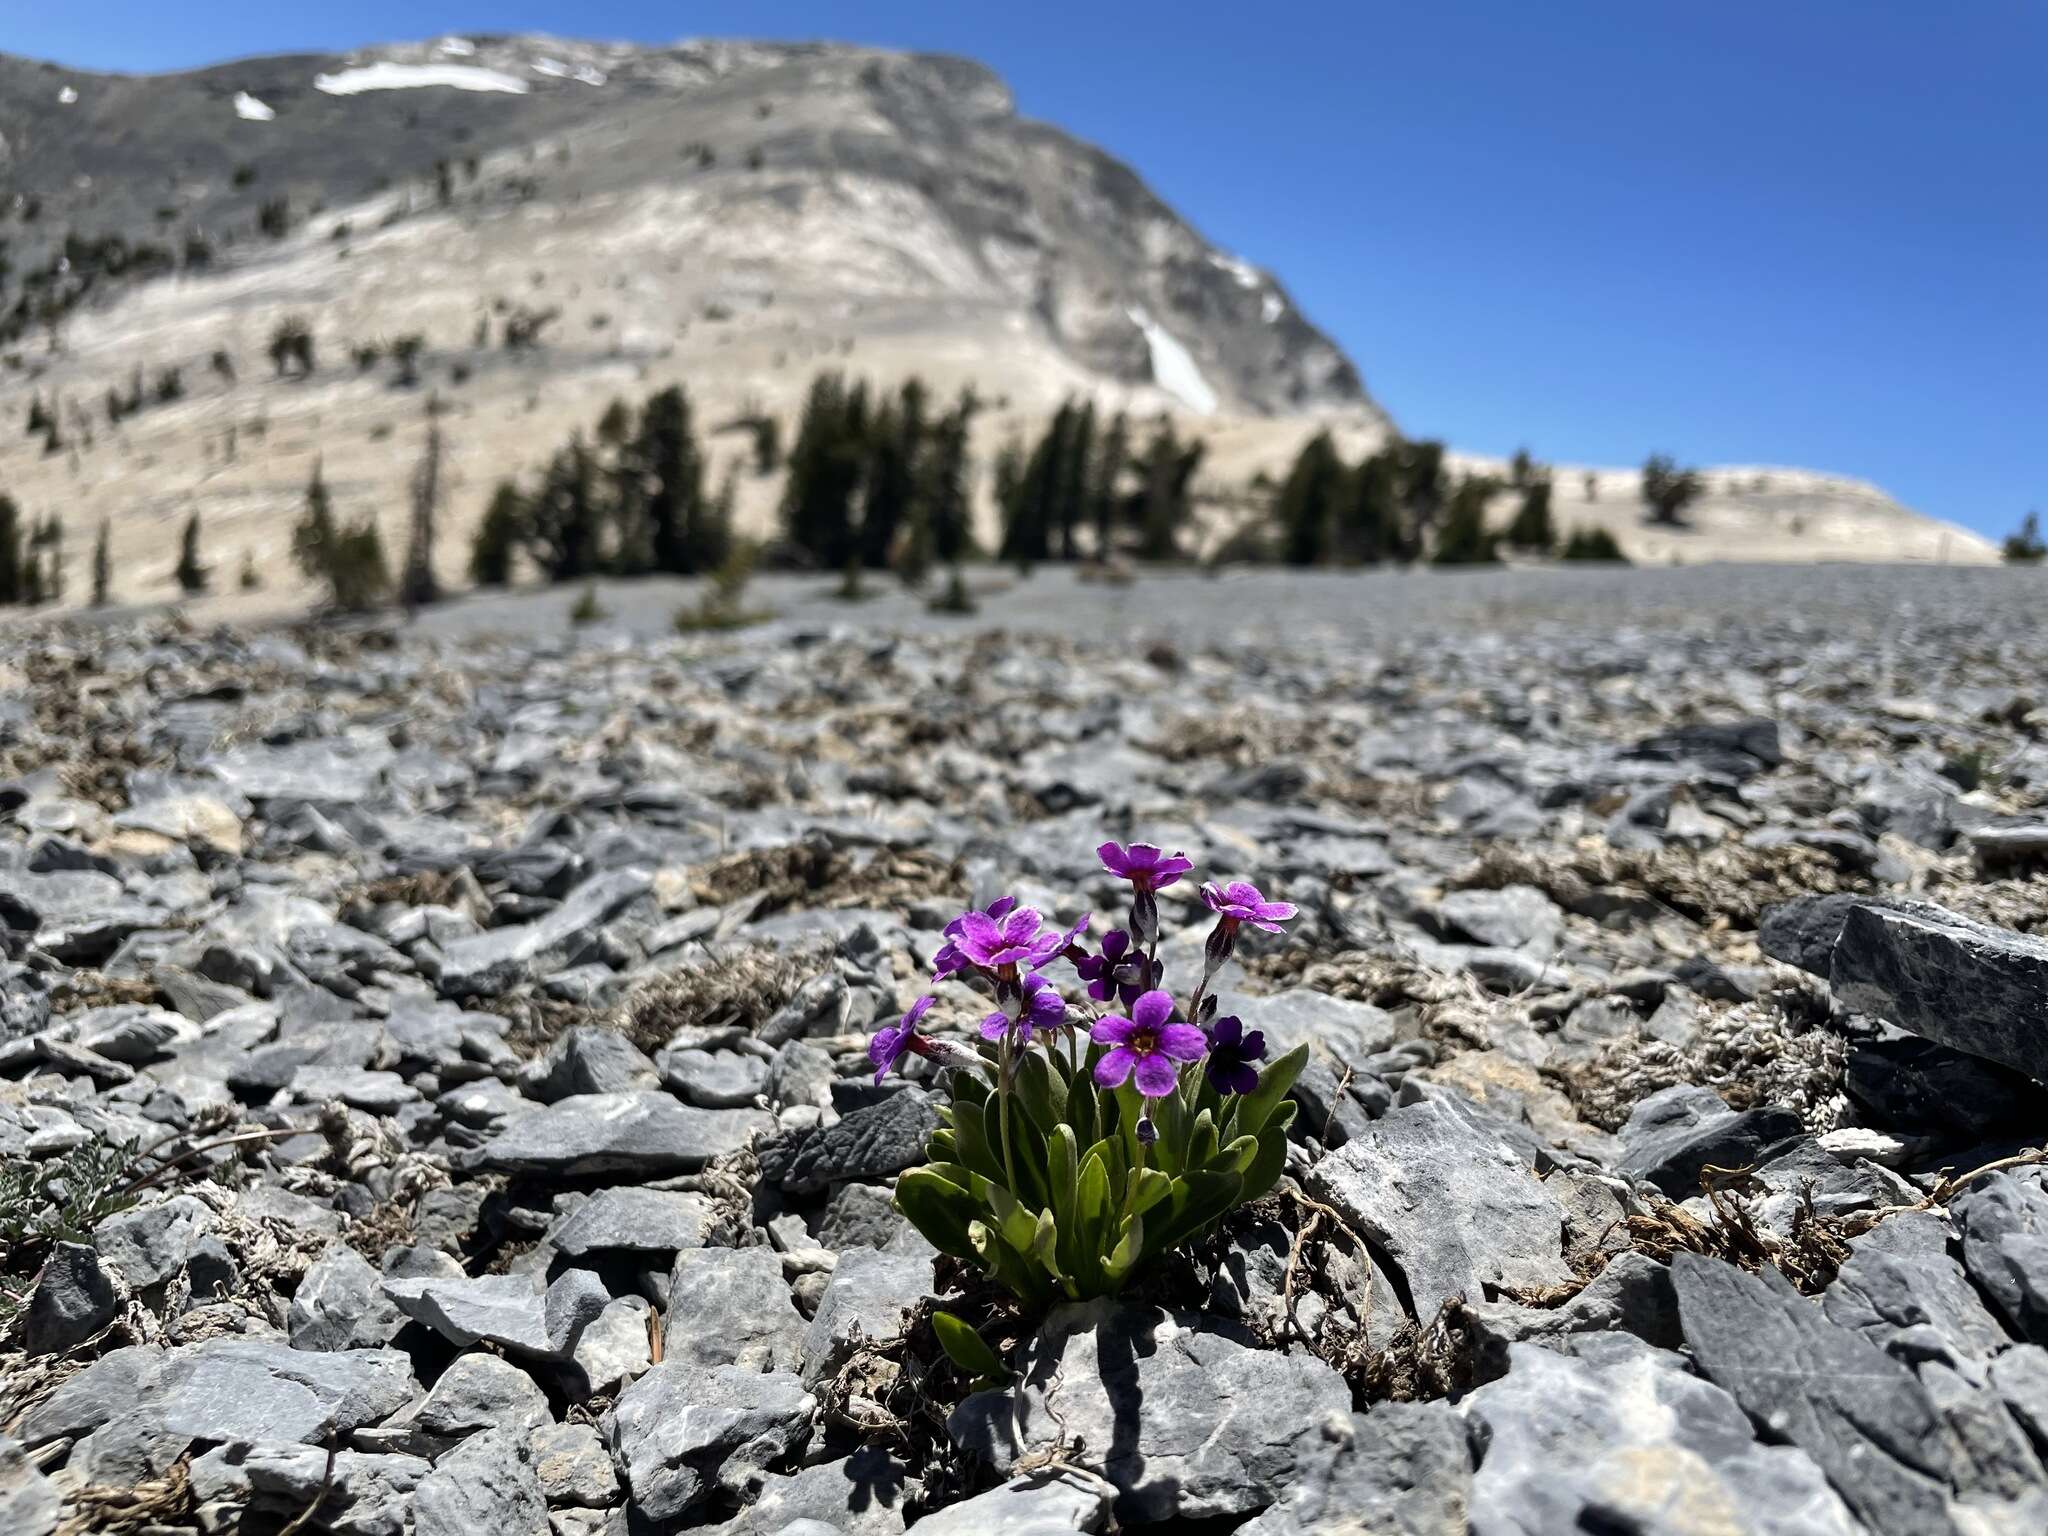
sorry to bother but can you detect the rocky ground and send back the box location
[3,562,2048,1535]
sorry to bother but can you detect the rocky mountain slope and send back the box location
[2,564,2048,1532]
[0,35,1998,607]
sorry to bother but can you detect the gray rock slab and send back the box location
[480,1091,771,1177]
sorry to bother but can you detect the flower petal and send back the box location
[1158,1023,1208,1061]
[1131,989,1174,1030]
[1094,1046,1136,1088]
[1091,1015,1136,1046]
[1133,1052,1181,1097]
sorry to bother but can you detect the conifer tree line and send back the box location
[777,373,978,582]
[0,497,68,606]
[991,401,1204,565]
[471,384,733,585]
[1268,434,1628,565]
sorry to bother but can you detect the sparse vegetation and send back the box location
[1641,453,1704,526]
[1505,475,1556,553]
[1561,525,1630,562]
[400,416,444,609]
[174,511,209,594]
[569,581,606,624]
[470,481,525,586]
[268,315,316,378]
[92,518,111,606]
[293,459,391,611]
[2002,511,2046,565]
[1432,476,1502,565]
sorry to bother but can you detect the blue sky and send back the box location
[15,3,2045,538]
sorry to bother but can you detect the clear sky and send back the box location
[14,3,2045,538]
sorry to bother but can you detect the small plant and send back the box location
[927,565,977,616]
[1560,525,1629,562]
[569,581,606,625]
[882,842,1306,1305]
[675,539,770,632]
[2003,511,2045,566]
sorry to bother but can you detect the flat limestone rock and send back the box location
[1303,1095,1571,1320]
[480,1091,772,1176]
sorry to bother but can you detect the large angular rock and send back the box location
[523,1026,659,1102]
[1614,1085,1804,1198]
[1822,1211,2013,1371]
[24,1241,118,1356]
[1671,1251,1970,1535]
[480,1091,771,1177]
[435,869,653,997]
[1237,1400,1470,1536]
[768,1087,938,1194]
[1241,989,1399,1064]
[909,1470,1116,1535]
[799,1245,935,1387]
[382,1268,608,1358]
[151,1338,418,1445]
[365,1353,554,1458]
[950,1301,1351,1524]
[92,1193,215,1289]
[206,738,394,804]
[1302,1095,1570,1320]
[666,1246,808,1373]
[1436,884,1564,953]
[240,1445,431,1536]
[607,1363,814,1522]
[1461,1336,1858,1536]
[547,1187,723,1256]
[1951,1169,2048,1346]
[1832,902,2048,1083]
[15,1345,161,1444]
[711,1445,916,1534]
[0,1436,59,1536]
[289,1244,408,1351]
[1464,1250,1680,1377]
[414,1426,550,1536]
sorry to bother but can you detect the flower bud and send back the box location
[1203,918,1236,974]
[1130,888,1159,946]
[1136,1116,1159,1146]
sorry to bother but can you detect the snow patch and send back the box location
[1261,292,1285,324]
[574,65,609,86]
[532,57,569,78]
[1127,306,1218,415]
[313,63,529,96]
[438,37,475,56]
[234,92,275,122]
[1208,252,1261,289]
[58,86,78,105]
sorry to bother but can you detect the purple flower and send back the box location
[981,973,1066,1044]
[1204,1015,1268,1096]
[944,904,1090,976]
[1091,989,1206,1098]
[1200,879,1298,934]
[1074,929,1154,1005]
[869,995,937,1083]
[933,896,1018,979]
[1097,841,1194,894]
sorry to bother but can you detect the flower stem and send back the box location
[997,1032,1020,1196]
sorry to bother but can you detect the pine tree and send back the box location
[637,386,706,573]
[1433,477,1501,565]
[1276,430,1343,565]
[0,496,24,604]
[470,481,525,586]
[2003,511,2046,565]
[92,518,111,606]
[1641,454,1703,525]
[780,374,862,570]
[919,388,977,568]
[400,417,444,610]
[293,460,337,587]
[528,434,603,580]
[860,378,926,571]
[1506,478,1556,553]
[1561,525,1627,562]
[1396,439,1446,559]
[1340,449,1398,564]
[1089,410,1129,558]
[1057,401,1096,561]
[175,511,209,594]
[1136,420,1202,560]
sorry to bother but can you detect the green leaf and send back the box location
[1047,1125,1081,1278]
[1241,1122,1292,1201]
[894,1168,981,1260]
[951,1099,1006,1185]
[1185,1109,1219,1172]
[1206,1133,1259,1176]
[970,1219,1049,1307]
[1104,1212,1146,1287]
[931,1310,1010,1383]
[1032,1207,1064,1284]
[1129,1165,1173,1220]
[1013,1048,1067,1134]
[984,1182,1039,1256]
[1230,1043,1308,1138]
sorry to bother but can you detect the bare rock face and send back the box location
[1830,901,2048,1085]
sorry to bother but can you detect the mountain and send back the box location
[0,36,1998,603]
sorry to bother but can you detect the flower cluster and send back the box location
[879,841,1306,1303]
